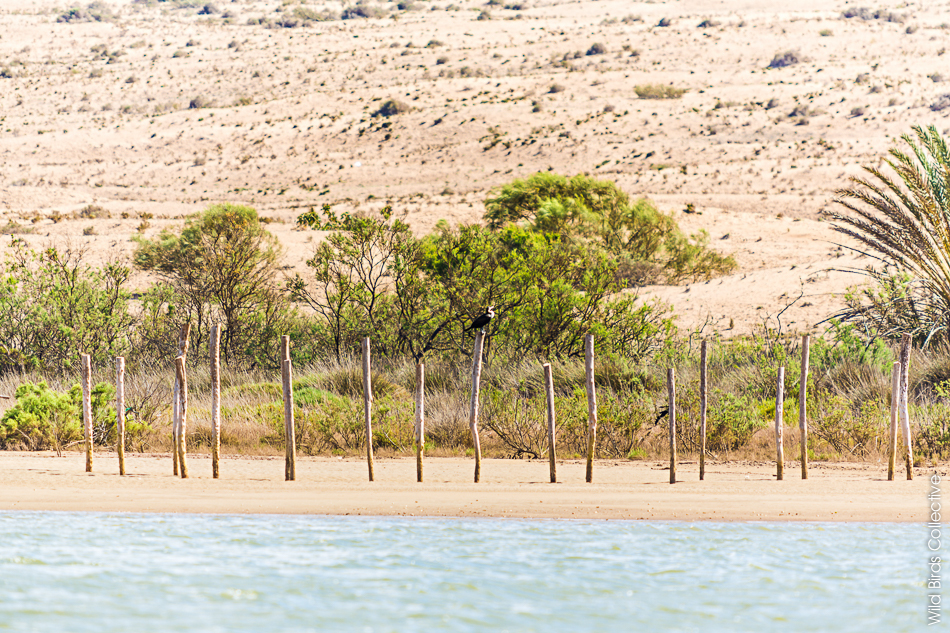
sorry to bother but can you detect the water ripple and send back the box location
[0,513,926,632]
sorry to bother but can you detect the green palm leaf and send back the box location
[824,125,950,344]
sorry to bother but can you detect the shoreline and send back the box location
[0,452,935,522]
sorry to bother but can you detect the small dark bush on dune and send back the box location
[841,7,906,22]
[586,43,606,56]
[633,84,686,99]
[768,50,801,68]
[189,95,212,109]
[78,204,109,219]
[372,99,410,117]
[931,94,950,112]
[57,1,116,23]
[342,4,382,19]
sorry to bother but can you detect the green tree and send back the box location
[824,125,950,345]
[419,223,673,360]
[135,203,290,367]
[483,172,735,284]
[0,239,135,373]
[294,205,676,363]
[294,205,458,361]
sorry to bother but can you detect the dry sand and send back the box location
[0,451,934,521]
[3,0,949,333]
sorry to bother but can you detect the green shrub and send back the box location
[0,239,136,374]
[634,84,686,99]
[483,172,735,284]
[372,99,410,117]
[0,380,138,451]
[0,382,82,451]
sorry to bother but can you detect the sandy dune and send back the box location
[2,0,948,331]
[0,452,933,521]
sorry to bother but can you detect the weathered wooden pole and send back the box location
[699,341,708,481]
[584,334,597,484]
[544,363,557,484]
[281,335,296,482]
[174,355,188,479]
[775,367,785,481]
[667,367,676,484]
[81,354,93,473]
[210,324,221,479]
[116,356,126,476]
[898,333,914,480]
[362,337,375,482]
[172,323,191,476]
[469,331,485,483]
[172,378,180,476]
[799,335,810,480]
[888,361,901,481]
[415,361,425,483]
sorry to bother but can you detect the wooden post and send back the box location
[469,331,485,483]
[172,378,180,476]
[584,334,597,484]
[175,355,188,479]
[799,335,810,480]
[888,361,901,481]
[362,337,374,482]
[667,368,676,484]
[415,361,425,483]
[775,367,785,481]
[81,354,93,473]
[210,324,221,479]
[116,356,126,476]
[282,358,296,482]
[699,341,707,481]
[544,363,556,484]
[281,335,296,482]
[172,323,191,476]
[899,333,914,480]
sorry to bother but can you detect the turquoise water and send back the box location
[0,513,927,632]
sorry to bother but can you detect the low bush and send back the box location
[768,50,801,68]
[633,84,686,99]
[57,2,116,23]
[0,380,149,452]
[372,99,410,117]
[0,382,82,451]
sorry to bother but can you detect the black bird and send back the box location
[653,407,669,425]
[465,306,495,332]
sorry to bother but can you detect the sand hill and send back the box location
[2,0,948,334]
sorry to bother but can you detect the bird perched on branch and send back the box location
[464,306,495,332]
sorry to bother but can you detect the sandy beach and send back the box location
[0,452,933,521]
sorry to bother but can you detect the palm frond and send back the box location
[823,125,950,346]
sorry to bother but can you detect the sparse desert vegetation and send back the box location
[633,84,687,99]
[0,0,949,463]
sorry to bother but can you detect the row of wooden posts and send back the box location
[79,326,916,483]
